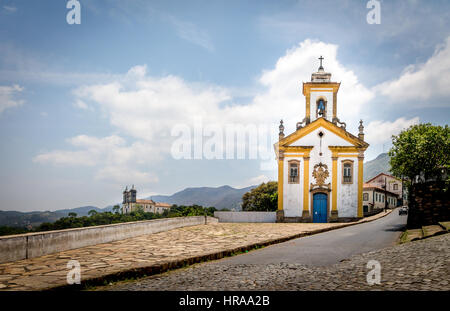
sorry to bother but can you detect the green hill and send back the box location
[150,185,256,211]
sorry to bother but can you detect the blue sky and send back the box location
[0,0,449,211]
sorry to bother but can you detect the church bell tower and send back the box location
[297,56,346,130]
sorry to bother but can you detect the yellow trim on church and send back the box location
[278,158,283,211]
[279,118,368,149]
[358,156,364,217]
[332,157,338,213]
[302,82,340,96]
[303,156,310,214]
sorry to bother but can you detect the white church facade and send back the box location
[274,57,369,223]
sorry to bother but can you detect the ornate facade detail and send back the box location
[332,116,346,130]
[358,119,365,140]
[279,119,285,139]
[296,117,309,130]
[310,162,331,190]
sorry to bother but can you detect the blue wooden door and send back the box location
[313,193,327,223]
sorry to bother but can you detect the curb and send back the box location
[50,210,393,291]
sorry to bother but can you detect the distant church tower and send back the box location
[274,57,369,223]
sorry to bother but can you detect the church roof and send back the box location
[136,199,155,204]
[275,117,369,150]
[366,172,402,184]
[363,183,399,197]
[154,202,171,208]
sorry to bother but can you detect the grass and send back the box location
[399,230,409,244]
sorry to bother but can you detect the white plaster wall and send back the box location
[337,157,359,217]
[214,211,276,223]
[310,91,333,122]
[283,157,303,217]
[290,126,352,147]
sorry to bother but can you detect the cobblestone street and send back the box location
[104,233,450,291]
[0,218,381,290]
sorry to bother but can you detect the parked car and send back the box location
[399,206,408,215]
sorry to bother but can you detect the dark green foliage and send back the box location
[0,226,29,236]
[0,204,217,236]
[165,204,216,217]
[389,123,449,184]
[241,181,278,211]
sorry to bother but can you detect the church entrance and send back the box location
[313,193,328,223]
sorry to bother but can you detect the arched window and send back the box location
[288,160,300,184]
[316,98,327,118]
[342,160,354,184]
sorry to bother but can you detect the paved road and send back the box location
[213,209,407,266]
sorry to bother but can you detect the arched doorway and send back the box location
[313,192,328,223]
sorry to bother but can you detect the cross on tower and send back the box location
[318,56,324,70]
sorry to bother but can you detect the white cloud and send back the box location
[37,39,377,187]
[374,36,450,105]
[33,134,160,184]
[3,6,17,13]
[254,39,374,133]
[0,84,24,114]
[167,16,214,51]
[74,99,92,111]
[95,166,158,184]
[364,117,420,145]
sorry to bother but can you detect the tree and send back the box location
[88,209,98,217]
[241,182,278,211]
[389,123,449,184]
[112,205,121,214]
[68,212,77,218]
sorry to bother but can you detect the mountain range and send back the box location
[1,153,391,228]
[363,153,391,181]
[149,185,255,210]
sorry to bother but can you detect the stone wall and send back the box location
[214,211,276,223]
[0,216,218,264]
[407,181,449,229]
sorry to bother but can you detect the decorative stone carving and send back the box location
[310,162,331,190]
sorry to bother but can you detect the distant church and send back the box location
[274,57,369,223]
[122,185,171,214]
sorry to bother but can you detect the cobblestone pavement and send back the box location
[104,232,450,291]
[0,212,389,291]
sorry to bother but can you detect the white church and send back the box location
[274,57,369,223]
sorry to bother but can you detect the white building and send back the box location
[274,57,369,223]
[121,185,171,214]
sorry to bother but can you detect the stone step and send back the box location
[422,225,447,238]
[438,221,450,231]
[401,229,423,243]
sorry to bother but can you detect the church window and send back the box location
[341,160,353,184]
[316,98,327,118]
[288,160,300,184]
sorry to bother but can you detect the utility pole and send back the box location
[383,177,388,212]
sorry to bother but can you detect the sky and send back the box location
[0,0,449,212]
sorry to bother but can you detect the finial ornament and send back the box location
[279,119,285,138]
[318,55,324,71]
[358,120,365,140]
